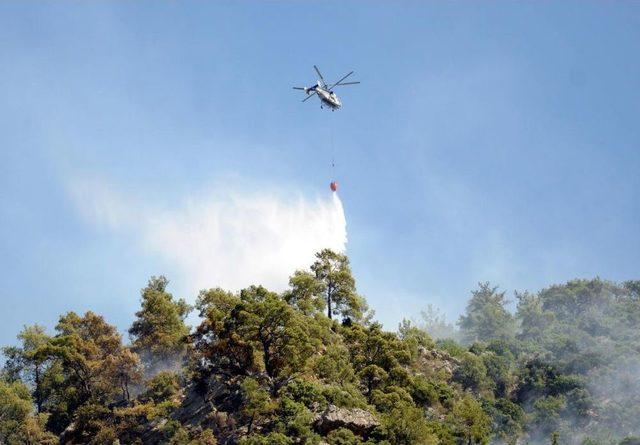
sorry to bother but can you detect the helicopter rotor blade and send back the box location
[292,87,306,90]
[302,90,317,102]
[331,81,360,87]
[313,65,325,85]
[327,71,357,90]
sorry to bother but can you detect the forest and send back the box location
[1,249,639,445]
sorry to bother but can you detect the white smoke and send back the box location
[69,178,347,294]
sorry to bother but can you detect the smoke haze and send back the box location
[70,178,347,295]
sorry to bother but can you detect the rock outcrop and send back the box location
[137,375,381,443]
[416,346,460,379]
[313,404,379,437]
[139,375,243,444]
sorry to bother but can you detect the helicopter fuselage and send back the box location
[311,86,341,109]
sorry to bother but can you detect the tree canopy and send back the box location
[2,251,638,445]
[129,275,192,371]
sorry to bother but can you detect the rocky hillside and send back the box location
[2,250,639,445]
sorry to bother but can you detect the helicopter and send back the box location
[293,65,360,110]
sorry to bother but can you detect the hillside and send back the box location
[1,249,639,445]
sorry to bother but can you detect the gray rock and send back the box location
[313,404,379,436]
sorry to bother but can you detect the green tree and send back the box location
[42,311,142,435]
[398,319,435,360]
[481,352,512,398]
[193,288,252,376]
[0,376,56,445]
[453,352,489,393]
[380,401,438,445]
[515,291,553,343]
[451,394,492,445]
[485,398,524,444]
[143,371,180,403]
[532,396,566,438]
[459,283,515,344]
[358,365,388,400]
[194,286,323,381]
[104,346,143,401]
[310,249,366,321]
[196,287,239,318]
[2,325,52,413]
[343,323,411,375]
[241,377,273,433]
[273,395,317,441]
[309,344,356,385]
[240,286,319,378]
[285,270,326,315]
[129,276,192,371]
[327,428,364,444]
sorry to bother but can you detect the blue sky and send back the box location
[1,2,639,347]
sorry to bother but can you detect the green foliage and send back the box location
[129,276,191,369]
[514,278,640,440]
[42,311,143,434]
[398,319,435,357]
[196,287,239,318]
[165,426,219,445]
[319,383,368,409]
[532,395,566,438]
[195,429,218,445]
[240,432,294,445]
[408,375,439,407]
[69,403,114,444]
[343,322,411,375]
[286,270,327,315]
[425,419,456,445]
[143,371,180,403]
[358,365,388,399]
[370,385,413,413]
[378,401,438,445]
[309,344,356,385]
[450,394,492,445]
[160,426,219,445]
[310,249,367,321]
[459,282,516,344]
[194,285,325,380]
[453,352,489,393]
[327,427,364,444]
[2,325,52,413]
[238,286,318,378]
[485,398,524,444]
[273,397,317,441]
[515,290,553,343]
[168,426,190,445]
[241,377,273,433]
[0,376,56,444]
[436,338,466,357]
[280,378,326,410]
[2,256,639,445]
[433,380,456,409]
[480,351,512,397]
